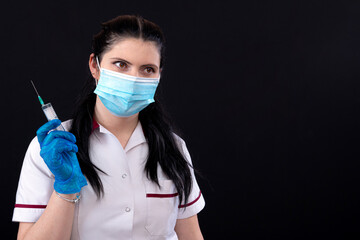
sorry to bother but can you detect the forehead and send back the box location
[103,38,160,66]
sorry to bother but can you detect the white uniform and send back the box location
[12,120,205,240]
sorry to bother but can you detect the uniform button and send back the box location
[125,207,131,212]
[122,174,127,179]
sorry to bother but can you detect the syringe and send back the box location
[30,81,66,131]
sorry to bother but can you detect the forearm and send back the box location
[19,191,77,240]
[175,215,204,240]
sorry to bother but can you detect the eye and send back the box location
[114,61,127,69]
[144,67,155,74]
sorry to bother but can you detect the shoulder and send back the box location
[173,132,190,157]
[172,132,194,165]
[172,132,187,151]
[27,135,41,156]
[23,136,52,177]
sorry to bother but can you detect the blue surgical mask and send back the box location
[94,57,160,117]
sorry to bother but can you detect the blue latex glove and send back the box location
[37,119,87,194]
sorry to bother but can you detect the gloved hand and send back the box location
[37,119,87,194]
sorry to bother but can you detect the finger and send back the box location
[40,139,78,163]
[55,143,78,154]
[36,119,61,145]
[40,147,63,167]
[48,138,78,154]
[42,131,76,147]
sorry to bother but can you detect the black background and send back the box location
[2,0,360,239]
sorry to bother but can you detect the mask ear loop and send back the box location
[94,56,101,86]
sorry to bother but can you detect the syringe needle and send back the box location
[30,80,44,105]
[30,81,65,131]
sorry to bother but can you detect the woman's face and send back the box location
[90,37,161,79]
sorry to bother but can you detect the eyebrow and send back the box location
[109,57,159,69]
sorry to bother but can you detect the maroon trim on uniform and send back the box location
[15,204,47,209]
[146,193,179,198]
[178,191,202,208]
[92,119,99,131]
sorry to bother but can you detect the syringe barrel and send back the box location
[41,103,66,131]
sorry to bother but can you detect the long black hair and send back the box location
[70,15,192,205]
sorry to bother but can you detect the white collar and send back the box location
[96,120,147,152]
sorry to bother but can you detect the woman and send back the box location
[13,15,205,240]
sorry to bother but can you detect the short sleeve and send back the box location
[12,136,55,222]
[174,135,205,219]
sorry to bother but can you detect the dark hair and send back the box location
[70,15,192,205]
